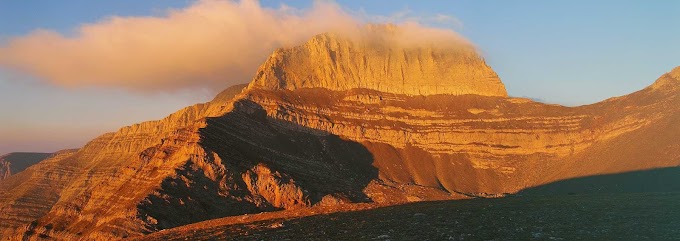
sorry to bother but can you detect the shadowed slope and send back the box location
[520,167,680,195]
[135,192,680,241]
[0,90,383,240]
[134,164,680,240]
[135,98,378,231]
[241,77,680,196]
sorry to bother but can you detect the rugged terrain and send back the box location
[0,152,53,180]
[135,192,680,241]
[1,25,679,240]
[136,167,680,240]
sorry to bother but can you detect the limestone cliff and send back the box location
[0,26,679,240]
[249,25,507,97]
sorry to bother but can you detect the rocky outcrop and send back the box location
[0,163,8,180]
[241,164,310,209]
[0,26,679,240]
[249,25,507,97]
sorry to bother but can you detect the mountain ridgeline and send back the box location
[1,25,679,240]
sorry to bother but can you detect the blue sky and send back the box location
[1,0,679,153]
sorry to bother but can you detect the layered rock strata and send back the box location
[1,28,679,240]
[250,27,507,97]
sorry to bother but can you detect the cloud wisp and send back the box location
[0,0,470,93]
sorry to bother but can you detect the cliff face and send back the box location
[242,82,677,194]
[250,25,507,97]
[0,27,679,240]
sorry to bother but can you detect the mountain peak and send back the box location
[249,24,507,97]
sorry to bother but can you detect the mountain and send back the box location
[1,25,679,240]
[250,24,507,97]
[0,152,53,180]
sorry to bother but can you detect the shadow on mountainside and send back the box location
[518,166,680,195]
[137,98,378,231]
[203,98,379,203]
[137,191,680,241]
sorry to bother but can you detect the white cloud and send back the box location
[0,0,469,93]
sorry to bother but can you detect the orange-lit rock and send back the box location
[1,26,679,240]
[250,25,507,97]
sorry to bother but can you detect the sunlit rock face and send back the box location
[250,24,508,97]
[1,25,679,240]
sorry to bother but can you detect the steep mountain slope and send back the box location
[0,25,678,240]
[539,67,680,184]
[0,152,52,180]
[0,84,249,238]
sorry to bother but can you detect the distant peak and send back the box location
[248,24,507,97]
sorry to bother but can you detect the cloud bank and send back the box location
[0,0,469,93]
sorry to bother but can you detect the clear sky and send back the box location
[0,0,678,154]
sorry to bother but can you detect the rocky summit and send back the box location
[1,26,679,240]
[250,24,507,97]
